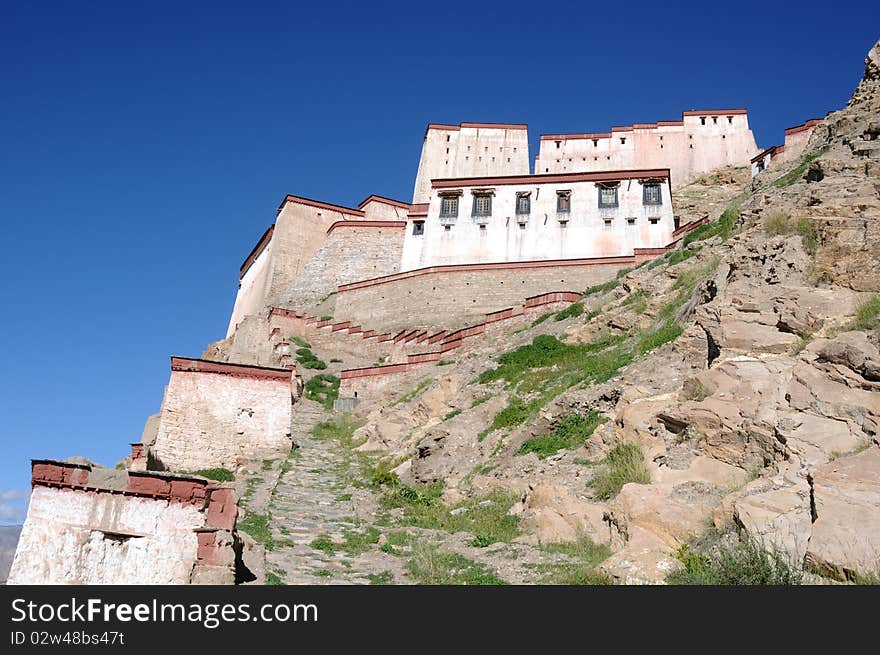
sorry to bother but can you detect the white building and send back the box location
[535,110,759,188]
[401,169,675,271]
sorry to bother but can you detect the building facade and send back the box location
[401,169,675,271]
[535,110,759,187]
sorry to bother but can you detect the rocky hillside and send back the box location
[226,39,880,585]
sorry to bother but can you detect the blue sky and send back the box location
[1,1,877,523]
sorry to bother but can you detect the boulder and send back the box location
[805,447,880,581]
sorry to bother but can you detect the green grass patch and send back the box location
[666,246,701,266]
[368,571,395,585]
[330,358,343,363]
[667,537,803,585]
[265,570,285,586]
[296,346,327,370]
[443,409,462,421]
[622,289,649,314]
[555,302,585,321]
[616,267,633,278]
[190,467,235,482]
[312,414,364,447]
[309,535,336,554]
[470,395,491,408]
[583,279,619,296]
[772,146,829,188]
[290,336,311,348]
[517,411,605,459]
[762,211,818,255]
[535,536,613,585]
[393,378,432,406]
[304,373,339,409]
[261,459,274,471]
[380,482,519,547]
[437,359,455,366]
[406,543,506,585]
[531,311,555,327]
[588,443,651,500]
[319,315,333,322]
[238,512,275,551]
[681,207,741,247]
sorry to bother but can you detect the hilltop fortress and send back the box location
[8,107,779,584]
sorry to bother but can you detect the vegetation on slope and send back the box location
[304,374,340,409]
[517,411,605,459]
[667,536,803,585]
[587,443,651,500]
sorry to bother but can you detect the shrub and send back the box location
[517,411,605,459]
[191,467,235,482]
[681,207,740,247]
[437,359,455,366]
[319,315,333,322]
[555,302,585,321]
[667,538,803,585]
[588,443,651,500]
[443,409,462,421]
[762,210,792,235]
[291,336,311,348]
[304,374,339,409]
[851,294,880,331]
[368,571,395,585]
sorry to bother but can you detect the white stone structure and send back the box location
[8,460,238,585]
[535,110,759,187]
[412,122,531,203]
[750,118,823,178]
[150,357,295,472]
[401,169,675,271]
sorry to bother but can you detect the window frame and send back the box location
[556,190,571,214]
[515,193,531,216]
[472,193,492,218]
[598,186,618,208]
[642,182,662,206]
[439,195,459,219]
[412,220,425,236]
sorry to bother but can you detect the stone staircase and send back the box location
[264,397,378,584]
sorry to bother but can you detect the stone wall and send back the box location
[330,257,632,332]
[151,357,294,472]
[8,460,238,585]
[281,222,405,309]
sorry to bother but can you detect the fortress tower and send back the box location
[411,123,531,203]
[535,110,759,188]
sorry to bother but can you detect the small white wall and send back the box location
[8,487,204,585]
[401,178,674,270]
[227,239,273,338]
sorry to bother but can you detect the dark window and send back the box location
[412,220,425,236]
[700,117,706,125]
[472,194,492,217]
[516,194,531,215]
[642,183,662,205]
[649,217,660,225]
[555,140,561,148]
[620,138,626,145]
[556,191,571,213]
[598,186,618,208]
[440,196,459,218]
[713,116,717,124]
[727,116,733,124]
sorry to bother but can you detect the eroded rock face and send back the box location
[806,447,880,581]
